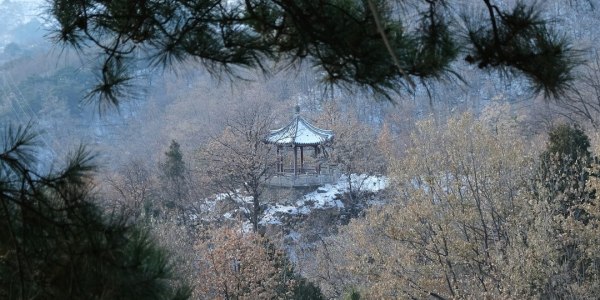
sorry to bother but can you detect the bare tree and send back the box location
[102,160,157,223]
[556,52,600,128]
[196,102,276,232]
[317,101,385,201]
[308,112,536,298]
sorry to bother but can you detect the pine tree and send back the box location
[48,0,580,106]
[528,124,600,298]
[0,124,190,299]
[163,140,185,182]
[159,140,188,221]
[538,123,594,221]
[545,124,591,161]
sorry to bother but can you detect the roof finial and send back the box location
[294,104,300,115]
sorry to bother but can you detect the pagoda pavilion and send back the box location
[264,107,337,187]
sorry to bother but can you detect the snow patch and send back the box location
[202,174,388,229]
[259,174,388,225]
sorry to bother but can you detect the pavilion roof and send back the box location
[265,114,334,146]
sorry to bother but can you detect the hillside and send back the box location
[3,0,600,298]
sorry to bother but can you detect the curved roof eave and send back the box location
[265,115,334,146]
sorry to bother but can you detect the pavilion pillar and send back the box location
[300,146,304,173]
[281,148,284,172]
[293,145,297,176]
[315,146,320,175]
[276,146,281,172]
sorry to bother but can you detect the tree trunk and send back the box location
[346,173,354,202]
[252,193,260,232]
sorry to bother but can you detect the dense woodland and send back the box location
[3,0,600,299]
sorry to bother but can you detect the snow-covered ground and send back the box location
[260,174,387,225]
[188,174,388,231]
[190,174,388,232]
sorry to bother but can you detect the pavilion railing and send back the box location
[266,165,340,187]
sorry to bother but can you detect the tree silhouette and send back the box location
[163,140,185,181]
[0,124,190,299]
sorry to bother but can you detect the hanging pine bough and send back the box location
[464,1,579,98]
[0,124,190,299]
[47,0,579,105]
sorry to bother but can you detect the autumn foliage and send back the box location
[195,227,295,299]
[306,112,600,299]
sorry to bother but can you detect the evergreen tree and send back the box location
[531,126,600,298]
[293,277,325,300]
[48,0,580,106]
[0,124,190,299]
[163,140,185,182]
[539,123,595,222]
[159,140,189,221]
[545,123,591,161]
